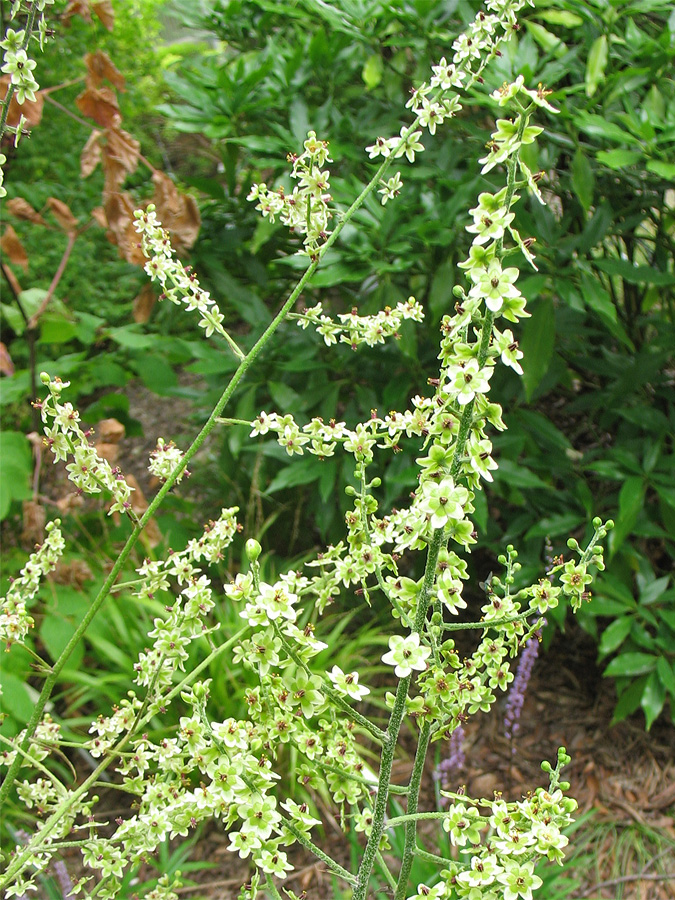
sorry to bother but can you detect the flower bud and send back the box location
[245,539,262,562]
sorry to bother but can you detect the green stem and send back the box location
[283,821,356,885]
[393,722,431,900]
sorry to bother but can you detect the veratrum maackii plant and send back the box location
[0,1,612,898]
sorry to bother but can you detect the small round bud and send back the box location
[452,285,465,298]
[345,486,357,496]
[245,539,262,562]
[369,477,382,488]
[566,538,578,550]
[592,516,602,528]
[40,372,51,384]
[605,519,614,530]
[541,761,552,773]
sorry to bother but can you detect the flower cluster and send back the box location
[294,297,424,349]
[34,374,134,515]
[503,631,542,743]
[0,1,54,197]
[134,206,237,349]
[148,438,190,485]
[247,131,333,258]
[0,520,64,652]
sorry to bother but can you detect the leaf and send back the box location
[646,159,675,179]
[0,74,43,129]
[103,192,146,265]
[91,0,115,31]
[76,85,121,129]
[525,21,567,56]
[571,148,594,211]
[604,651,656,677]
[641,670,666,729]
[80,129,102,178]
[598,616,633,657]
[103,128,140,193]
[0,670,35,725]
[519,296,555,400]
[6,197,47,226]
[585,35,608,97]
[152,172,201,252]
[611,676,647,725]
[0,342,14,376]
[84,50,124,90]
[47,198,79,233]
[580,274,633,349]
[609,475,646,557]
[266,458,325,494]
[656,657,675,698]
[525,512,585,539]
[362,54,384,90]
[575,112,641,145]
[536,9,583,27]
[40,615,84,668]
[1,225,28,270]
[595,258,675,285]
[596,149,642,169]
[132,283,157,324]
[0,431,32,520]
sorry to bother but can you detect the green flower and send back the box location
[382,632,431,678]
[496,860,543,900]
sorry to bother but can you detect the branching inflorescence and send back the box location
[0,2,613,899]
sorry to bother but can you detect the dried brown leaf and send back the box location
[0,342,15,377]
[124,474,162,547]
[0,75,44,129]
[5,197,47,227]
[21,501,46,547]
[102,127,140,193]
[84,50,125,91]
[92,0,115,31]
[103,192,145,265]
[63,0,92,25]
[91,205,107,229]
[47,198,79,233]
[152,171,201,251]
[1,225,29,271]
[80,129,102,178]
[132,282,157,324]
[51,558,93,588]
[76,85,121,129]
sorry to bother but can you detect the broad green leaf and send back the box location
[108,326,156,350]
[646,159,675,179]
[609,475,645,557]
[639,576,671,606]
[596,149,642,169]
[641,670,666,729]
[0,431,32,519]
[595,258,675,285]
[0,670,35,725]
[525,512,585,539]
[525,20,567,56]
[598,616,633,657]
[585,35,608,97]
[266,458,325,494]
[604,651,656,677]
[580,274,633,349]
[611,676,647,725]
[575,113,641,145]
[362,54,384,90]
[519,296,555,401]
[656,656,675,698]
[571,148,594,211]
[40,615,84,669]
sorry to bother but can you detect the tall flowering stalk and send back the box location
[0,3,614,899]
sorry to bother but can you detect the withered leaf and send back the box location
[102,127,140,193]
[92,0,115,31]
[76,85,121,129]
[84,50,125,91]
[132,282,157,324]
[0,75,44,129]
[63,0,92,25]
[21,500,46,547]
[1,225,29,271]
[152,172,201,252]
[0,342,15,377]
[91,206,108,229]
[123,474,162,547]
[80,129,102,178]
[47,198,79,233]
[103,192,146,265]
[6,197,47,226]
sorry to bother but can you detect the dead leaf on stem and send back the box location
[0,342,15,377]
[84,50,125,91]
[0,75,44,130]
[1,225,29,271]
[5,197,47,227]
[152,171,201,251]
[132,283,157,324]
[92,0,115,31]
[81,129,103,178]
[102,192,146,265]
[76,85,121,129]
[47,198,79,233]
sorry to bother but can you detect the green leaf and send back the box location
[108,326,156,350]
[585,35,608,97]
[604,651,656,677]
[525,20,566,56]
[362,54,384,90]
[0,670,35,725]
[266,458,325,494]
[580,274,633,349]
[598,616,633,657]
[575,112,641,145]
[519,296,555,401]
[40,615,84,669]
[525,512,585,539]
[609,475,646,557]
[596,149,642,169]
[536,9,583,27]
[611,676,647,725]
[595,258,675,285]
[0,431,32,520]
[656,656,675,698]
[646,159,675,179]
[571,148,594,211]
[641,670,666,729]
